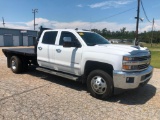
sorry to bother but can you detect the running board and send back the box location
[36,67,79,81]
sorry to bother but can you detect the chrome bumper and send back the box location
[113,66,153,90]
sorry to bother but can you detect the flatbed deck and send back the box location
[2,48,37,57]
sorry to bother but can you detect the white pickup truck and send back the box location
[2,29,153,99]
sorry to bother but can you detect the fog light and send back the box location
[126,77,134,83]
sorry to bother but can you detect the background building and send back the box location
[0,27,37,47]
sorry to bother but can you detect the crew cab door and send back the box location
[37,31,58,69]
[54,31,82,75]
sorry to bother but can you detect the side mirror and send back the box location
[63,37,72,47]
[63,37,71,42]
[63,37,81,48]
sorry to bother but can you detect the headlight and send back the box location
[123,56,134,61]
[122,65,138,70]
[122,56,138,71]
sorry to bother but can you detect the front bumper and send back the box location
[113,66,153,94]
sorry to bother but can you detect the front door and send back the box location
[54,31,82,75]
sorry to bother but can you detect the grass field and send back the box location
[144,43,160,51]
[144,44,160,68]
[150,51,160,68]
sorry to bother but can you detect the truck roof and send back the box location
[43,29,92,33]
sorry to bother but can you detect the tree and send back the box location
[91,28,160,44]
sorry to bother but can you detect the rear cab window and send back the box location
[42,31,58,45]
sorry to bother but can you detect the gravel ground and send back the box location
[0,47,160,120]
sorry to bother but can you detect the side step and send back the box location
[36,67,79,81]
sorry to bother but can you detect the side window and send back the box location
[42,31,58,45]
[59,32,79,45]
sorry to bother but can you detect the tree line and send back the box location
[91,27,160,43]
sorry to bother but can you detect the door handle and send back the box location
[38,47,42,50]
[56,49,61,53]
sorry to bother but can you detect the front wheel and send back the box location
[87,70,113,100]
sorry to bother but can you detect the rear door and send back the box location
[37,31,58,69]
[54,31,83,75]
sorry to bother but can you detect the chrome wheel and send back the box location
[10,56,23,73]
[11,60,16,70]
[91,76,107,95]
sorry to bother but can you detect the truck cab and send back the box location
[37,29,84,75]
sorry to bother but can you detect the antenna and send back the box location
[2,17,5,27]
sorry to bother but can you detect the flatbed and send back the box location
[2,48,37,57]
[2,48,37,70]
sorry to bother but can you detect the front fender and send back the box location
[80,52,122,75]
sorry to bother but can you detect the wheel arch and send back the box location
[83,60,114,83]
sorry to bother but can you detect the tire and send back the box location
[87,70,113,100]
[10,56,23,73]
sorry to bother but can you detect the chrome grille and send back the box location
[122,54,151,71]
[136,55,150,70]
[138,64,149,70]
[134,55,151,61]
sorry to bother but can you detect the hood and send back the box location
[85,44,150,56]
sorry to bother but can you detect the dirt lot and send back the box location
[0,47,160,120]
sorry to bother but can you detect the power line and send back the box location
[90,7,136,29]
[92,7,136,22]
[140,0,152,23]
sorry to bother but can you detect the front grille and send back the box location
[138,64,149,70]
[136,55,150,70]
[123,54,151,71]
[134,55,151,61]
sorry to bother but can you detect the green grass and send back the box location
[150,51,160,68]
[144,43,160,51]
[143,44,160,68]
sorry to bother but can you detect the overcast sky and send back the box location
[0,0,160,32]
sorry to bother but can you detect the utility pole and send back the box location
[135,0,140,46]
[2,17,5,27]
[32,9,38,30]
[151,18,154,47]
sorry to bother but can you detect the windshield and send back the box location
[77,32,110,46]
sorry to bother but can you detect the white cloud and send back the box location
[89,0,135,9]
[139,20,160,32]
[26,18,49,26]
[1,17,159,33]
[77,4,83,7]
